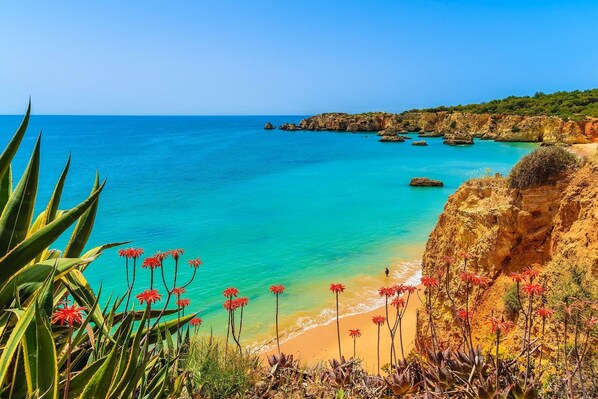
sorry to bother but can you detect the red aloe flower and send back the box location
[129,248,144,259]
[234,297,249,308]
[170,249,184,261]
[457,309,471,320]
[394,284,407,295]
[391,297,406,309]
[190,317,202,327]
[378,286,395,297]
[421,276,439,288]
[136,289,162,305]
[522,282,545,296]
[460,272,475,284]
[154,251,170,262]
[223,300,240,311]
[223,287,239,298]
[349,329,362,338]
[171,287,186,296]
[509,272,525,283]
[188,257,203,268]
[460,252,474,260]
[270,284,285,295]
[372,315,386,326]
[488,316,515,334]
[119,248,144,258]
[403,285,417,294]
[51,305,86,326]
[329,283,345,294]
[176,298,191,308]
[142,256,161,269]
[537,307,554,319]
[459,272,490,287]
[523,267,541,280]
[473,275,491,287]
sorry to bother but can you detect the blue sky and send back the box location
[1,1,597,115]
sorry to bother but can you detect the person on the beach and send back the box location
[385,267,389,277]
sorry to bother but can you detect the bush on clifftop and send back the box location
[508,146,578,190]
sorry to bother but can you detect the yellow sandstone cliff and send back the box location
[418,155,598,350]
[298,112,598,144]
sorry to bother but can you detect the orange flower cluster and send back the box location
[329,283,345,294]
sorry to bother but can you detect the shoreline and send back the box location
[261,284,423,374]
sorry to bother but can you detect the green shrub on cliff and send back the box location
[415,88,598,119]
[508,146,578,190]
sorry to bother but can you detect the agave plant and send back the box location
[0,104,196,398]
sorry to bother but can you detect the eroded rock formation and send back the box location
[418,160,598,349]
[296,112,598,144]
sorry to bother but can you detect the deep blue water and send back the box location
[0,115,535,341]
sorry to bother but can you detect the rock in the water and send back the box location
[409,177,444,187]
[443,132,474,145]
[264,122,275,130]
[279,123,302,131]
[379,135,405,143]
[412,140,428,146]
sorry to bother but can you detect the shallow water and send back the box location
[0,115,536,342]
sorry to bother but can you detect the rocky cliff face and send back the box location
[298,112,598,144]
[419,160,598,348]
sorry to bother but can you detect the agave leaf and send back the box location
[107,308,148,398]
[0,298,35,386]
[0,165,12,215]
[66,354,109,398]
[79,343,119,399]
[0,180,105,288]
[35,301,58,399]
[0,258,92,309]
[0,135,41,257]
[144,361,170,398]
[22,315,37,396]
[0,100,30,180]
[46,154,70,223]
[64,172,100,258]
[82,242,129,260]
[135,313,197,344]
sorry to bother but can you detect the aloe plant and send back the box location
[0,104,196,398]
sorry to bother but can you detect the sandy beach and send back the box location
[262,288,422,373]
[570,143,598,158]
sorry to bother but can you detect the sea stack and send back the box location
[379,135,405,142]
[264,122,275,130]
[409,177,444,187]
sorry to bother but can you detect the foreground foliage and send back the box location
[0,104,197,398]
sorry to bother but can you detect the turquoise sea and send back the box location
[0,115,535,344]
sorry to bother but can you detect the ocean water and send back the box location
[0,115,535,344]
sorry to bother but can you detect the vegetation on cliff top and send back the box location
[508,146,579,190]
[414,88,598,119]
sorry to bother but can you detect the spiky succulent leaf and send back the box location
[0,135,40,257]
